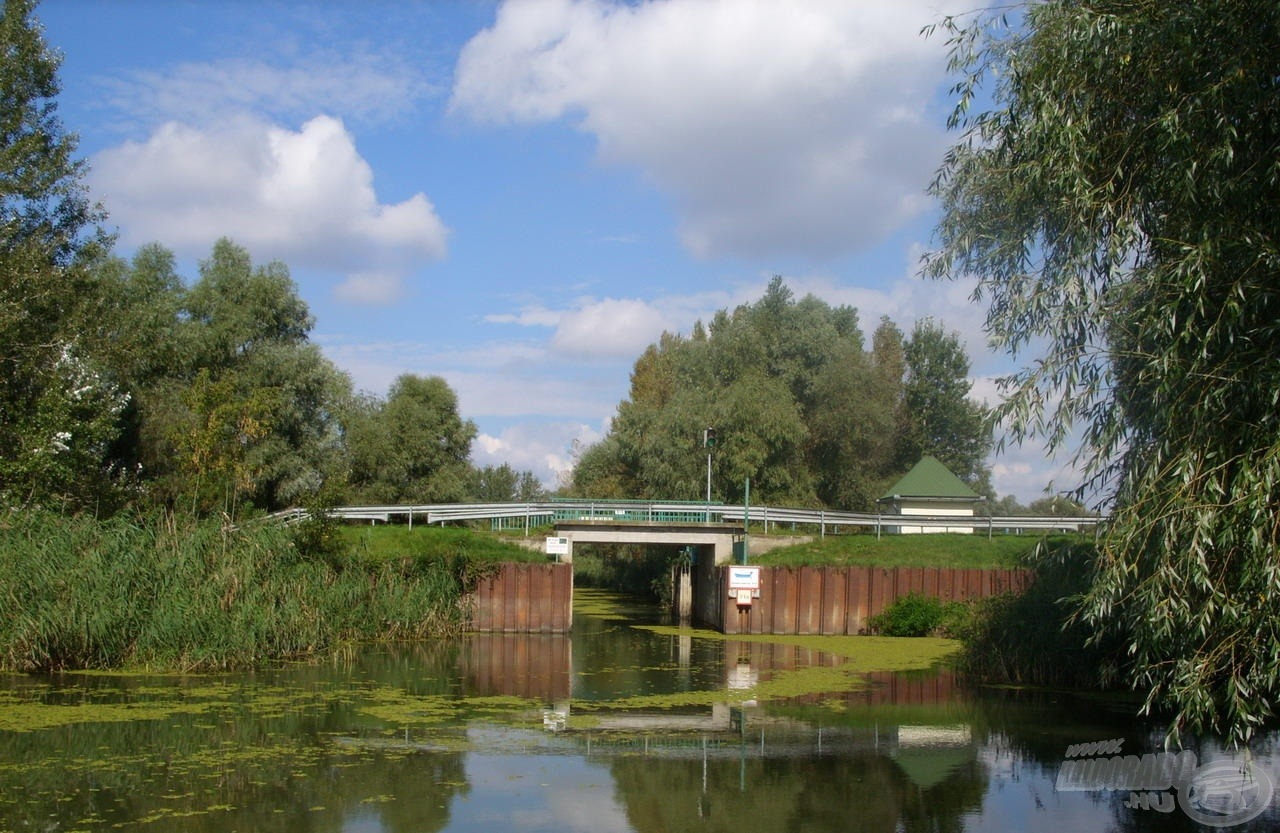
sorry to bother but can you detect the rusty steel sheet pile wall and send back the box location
[717,565,1032,635]
[467,563,572,633]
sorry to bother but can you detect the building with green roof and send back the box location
[876,455,984,534]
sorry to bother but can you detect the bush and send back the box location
[869,592,968,637]
[951,540,1127,689]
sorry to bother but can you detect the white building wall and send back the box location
[890,500,975,534]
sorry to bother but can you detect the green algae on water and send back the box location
[637,624,960,671]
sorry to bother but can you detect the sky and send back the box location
[37,0,1079,504]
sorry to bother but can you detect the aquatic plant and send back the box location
[0,509,487,671]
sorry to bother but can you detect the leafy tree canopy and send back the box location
[0,0,117,509]
[571,277,991,509]
[925,0,1280,744]
[346,373,477,505]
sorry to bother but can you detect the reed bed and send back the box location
[0,510,485,672]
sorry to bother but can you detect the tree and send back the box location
[117,239,352,514]
[470,463,546,502]
[346,374,476,504]
[925,0,1280,744]
[809,340,895,509]
[0,0,104,264]
[898,319,991,487]
[570,282,988,509]
[0,0,117,509]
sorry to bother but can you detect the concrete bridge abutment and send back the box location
[550,521,742,566]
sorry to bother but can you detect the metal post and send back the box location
[742,477,750,565]
[705,451,712,522]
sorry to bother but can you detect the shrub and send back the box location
[869,592,967,637]
[951,540,1127,689]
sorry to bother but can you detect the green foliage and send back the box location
[571,277,991,509]
[756,532,1063,569]
[951,541,1125,691]
[346,373,476,504]
[570,544,674,602]
[0,509,491,671]
[468,463,547,502]
[868,593,966,638]
[926,0,1280,744]
[76,239,355,515]
[337,523,547,565]
[0,0,118,510]
[899,319,991,488]
[0,0,104,265]
[290,487,347,563]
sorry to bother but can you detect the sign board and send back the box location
[735,588,754,606]
[545,537,569,556]
[728,566,760,591]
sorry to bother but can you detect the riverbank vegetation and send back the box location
[927,0,1280,743]
[0,510,503,672]
[754,532,1080,570]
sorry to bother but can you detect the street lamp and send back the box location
[702,427,717,510]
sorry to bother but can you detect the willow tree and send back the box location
[0,0,118,508]
[925,0,1280,744]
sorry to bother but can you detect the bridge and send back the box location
[265,498,1102,541]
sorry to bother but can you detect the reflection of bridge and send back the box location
[267,498,1103,536]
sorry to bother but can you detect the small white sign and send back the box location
[735,588,754,606]
[728,565,760,591]
[545,536,569,555]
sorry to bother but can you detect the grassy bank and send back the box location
[0,511,529,673]
[337,523,545,564]
[754,532,1085,569]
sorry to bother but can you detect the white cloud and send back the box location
[452,0,964,259]
[487,291,738,359]
[550,297,672,356]
[485,306,564,327]
[95,51,433,132]
[474,421,605,487]
[334,272,404,305]
[90,115,449,304]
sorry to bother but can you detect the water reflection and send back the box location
[0,591,1277,832]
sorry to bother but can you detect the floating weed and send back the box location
[636,625,960,670]
[0,699,219,733]
[357,689,537,727]
[572,588,646,620]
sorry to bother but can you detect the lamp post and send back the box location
[702,427,717,519]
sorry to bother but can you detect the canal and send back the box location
[0,588,1275,831]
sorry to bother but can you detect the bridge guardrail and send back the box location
[265,500,1103,537]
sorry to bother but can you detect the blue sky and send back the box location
[38,0,1076,503]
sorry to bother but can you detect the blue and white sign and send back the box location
[728,566,760,591]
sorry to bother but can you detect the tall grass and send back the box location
[950,539,1127,689]
[0,510,489,672]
